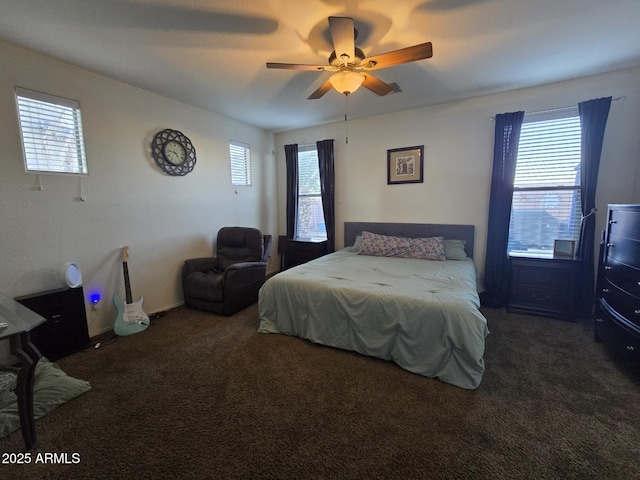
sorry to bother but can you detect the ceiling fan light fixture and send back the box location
[329,70,364,95]
[267,16,431,100]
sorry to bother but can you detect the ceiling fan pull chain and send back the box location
[344,93,349,144]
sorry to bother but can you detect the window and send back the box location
[508,110,582,255]
[229,140,251,186]
[296,145,327,240]
[15,87,88,175]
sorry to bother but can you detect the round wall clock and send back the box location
[151,129,196,176]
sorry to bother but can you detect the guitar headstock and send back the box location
[120,246,130,262]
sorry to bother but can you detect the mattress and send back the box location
[258,248,489,389]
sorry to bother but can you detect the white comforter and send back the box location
[258,249,489,389]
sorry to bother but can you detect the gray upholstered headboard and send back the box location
[344,222,475,259]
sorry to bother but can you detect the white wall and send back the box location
[275,66,640,281]
[0,40,278,341]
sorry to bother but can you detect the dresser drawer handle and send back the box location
[602,288,610,293]
[635,310,640,315]
[606,243,614,247]
[604,265,613,270]
[609,220,617,224]
[626,345,636,351]
[596,318,605,323]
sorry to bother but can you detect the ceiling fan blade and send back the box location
[307,80,334,100]
[362,73,395,96]
[266,62,327,71]
[363,42,433,70]
[328,16,355,64]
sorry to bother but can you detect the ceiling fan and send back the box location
[266,16,433,99]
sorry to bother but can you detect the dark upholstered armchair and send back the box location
[182,227,272,316]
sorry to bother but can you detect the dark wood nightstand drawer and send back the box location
[508,255,581,319]
[285,240,328,269]
[517,266,576,288]
[293,247,322,263]
[512,286,572,311]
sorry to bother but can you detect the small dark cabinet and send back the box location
[285,239,328,269]
[15,287,90,360]
[595,204,640,361]
[508,254,581,320]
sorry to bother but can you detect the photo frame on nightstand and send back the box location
[553,239,575,258]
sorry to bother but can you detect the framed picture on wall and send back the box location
[387,145,424,185]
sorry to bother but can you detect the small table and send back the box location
[508,253,582,320]
[0,292,46,450]
[285,239,328,269]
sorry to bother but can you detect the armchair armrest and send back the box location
[182,257,220,281]
[223,261,267,288]
[225,261,267,271]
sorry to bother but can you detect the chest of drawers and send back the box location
[595,204,640,361]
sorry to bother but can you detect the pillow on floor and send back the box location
[0,357,91,439]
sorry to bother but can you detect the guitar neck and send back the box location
[123,261,133,304]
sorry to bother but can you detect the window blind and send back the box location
[297,145,321,195]
[296,145,326,240]
[229,140,251,186]
[508,113,582,254]
[514,116,581,187]
[15,87,88,175]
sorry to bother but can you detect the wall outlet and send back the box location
[90,293,101,311]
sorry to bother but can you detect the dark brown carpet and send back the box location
[2,304,639,479]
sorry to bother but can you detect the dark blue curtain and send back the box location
[316,139,335,253]
[284,144,298,239]
[575,97,612,316]
[481,111,525,308]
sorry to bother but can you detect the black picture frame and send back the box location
[387,145,424,185]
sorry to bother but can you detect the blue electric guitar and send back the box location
[113,246,149,336]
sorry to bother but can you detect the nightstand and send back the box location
[508,254,581,320]
[15,287,90,360]
[285,239,328,269]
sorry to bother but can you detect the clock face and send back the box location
[163,140,186,165]
[151,129,196,176]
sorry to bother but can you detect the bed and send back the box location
[257,222,489,389]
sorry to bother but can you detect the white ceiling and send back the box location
[1,0,639,133]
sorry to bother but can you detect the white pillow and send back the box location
[351,234,363,252]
